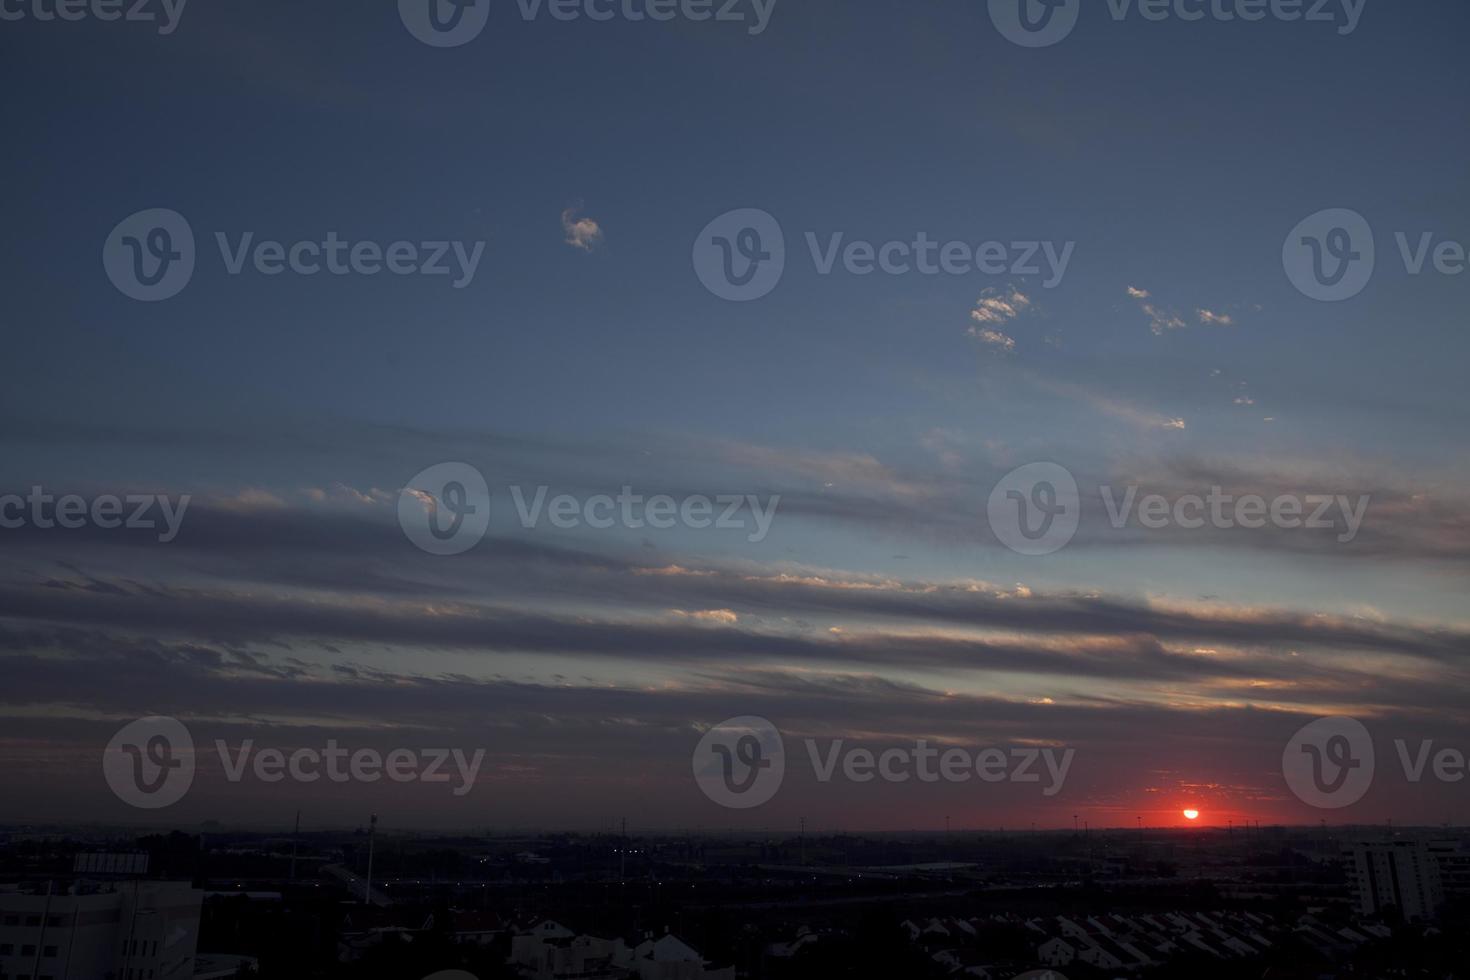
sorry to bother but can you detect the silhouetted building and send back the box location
[1345,840,1444,921]
[0,879,201,980]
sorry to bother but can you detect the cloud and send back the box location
[968,287,1033,352]
[1032,376,1188,432]
[1128,289,1238,334]
[669,608,739,625]
[1126,286,1186,335]
[972,328,1016,352]
[561,207,603,250]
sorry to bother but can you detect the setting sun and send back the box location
[1183,809,1201,821]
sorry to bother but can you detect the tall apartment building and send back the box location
[1427,839,1470,898]
[0,880,202,980]
[1344,840,1445,922]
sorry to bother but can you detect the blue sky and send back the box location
[1,0,1468,830]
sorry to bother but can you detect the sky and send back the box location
[1,0,1468,832]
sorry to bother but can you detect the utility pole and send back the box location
[364,815,377,905]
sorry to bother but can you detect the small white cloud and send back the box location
[561,207,603,251]
[1234,395,1255,406]
[670,608,739,625]
[1129,288,1238,335]
[972,328,1016,352]
[1126,286,1186,334]
[970,286,1032,326]
[968,287,1032,352]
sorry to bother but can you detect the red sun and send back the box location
[1182,809,1201,821]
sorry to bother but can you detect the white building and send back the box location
[0,880,202,980]
[1345,840,1445,921]
[508,922,733,980]
[1036,937,1074,967]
